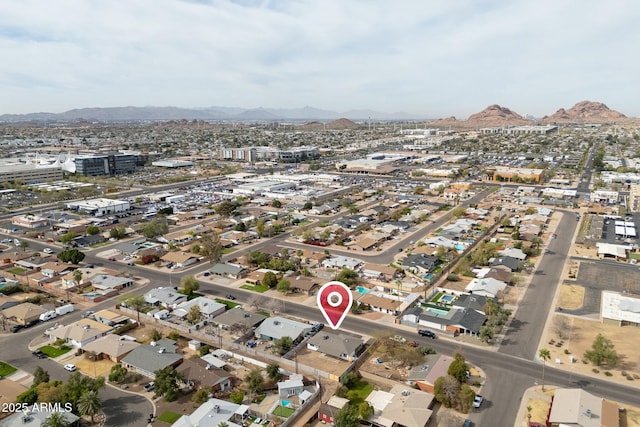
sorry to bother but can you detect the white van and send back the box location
[39,311,58,322]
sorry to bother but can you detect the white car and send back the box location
[64,364,77,372]
[473,395,484,408]
[43,248,53,254]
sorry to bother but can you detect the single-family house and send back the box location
[548,388,619,427]
[318,396,350,425]
[171,398,249,427]
[452,294,495,315]
[161,251,200,268]
[81,334,140,362]
[490,256,520,272]
[208,263,247,279]
[366,384,434,427]
[254,317,311,342]
[465,277,508,298]
[407,354,453,393]
[359,293,403,315]
[321,256,362,270]
[213,307,266,330]
[498,247,527,261]
[121,339,183,379]
[172,297,226,320]
[307,332,364,361]
[277,374,304,398]
[0,407,80,427]
[175,358,233,392]
[361,263,398,281]
[144,287,187,309]
[1,302,46,326]
[402,253,440,274]
[88,274,134,291]
[49,319,113,348]
[92,309,132,326]
[287,275,321,295]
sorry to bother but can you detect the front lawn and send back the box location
[157,411,181,424]
[0,361,17,377]
[272,405,295,418]
[6,267,26,275]
[215,299,240,309]
[221,248,237,254]
[240,284,269,293]
[38,345,72,358]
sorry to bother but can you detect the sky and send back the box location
[2,0,640,118]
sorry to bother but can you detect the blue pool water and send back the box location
[454,244,465,251]
[356,286,370,294]
[427,307,449,316]
[440,294,455,303]
[423,273,434,281]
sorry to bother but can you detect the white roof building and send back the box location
[601,291,640,326]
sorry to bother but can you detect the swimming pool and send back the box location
[356,286,370,294]
[426,307,449,316]
[439,294,455,303]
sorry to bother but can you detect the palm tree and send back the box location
[218,422,229,427]
[77,389,102,423]
[72,269,83,287]
[42,412,69,427]
[538,348,551,391]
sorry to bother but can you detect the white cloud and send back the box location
[1,0,639,116]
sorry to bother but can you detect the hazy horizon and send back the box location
[2,0,639,117]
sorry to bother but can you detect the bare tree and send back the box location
[553,316,570,340]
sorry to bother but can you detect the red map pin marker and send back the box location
[317,281,352,330]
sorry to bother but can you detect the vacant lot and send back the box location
[557,284,585,310]
[542,315,640,381]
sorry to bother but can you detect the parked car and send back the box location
[42,248,53,254]
[64,364,77,372]
[81,310,95,318]
[463,419,473,427]
[225,294,236,300]
[390,335,407,344]
[25,319,40,328]
[10,324,22,333]
[143,382,155,392]
[32,350,46,359]
[418,329,437,339]
[473,395,484,408]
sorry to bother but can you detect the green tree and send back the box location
[32,366,50,387]
[122,294,146,324]
[215,200,238,218]
[262,271,278,288]
[334,403,359,427]
[199,345,211,356]
[276,279,290,293]
[245,369,264,395]
[86,225,100,235]
[153,367,183,401]
[229,391,244,404]
[187,305,202,324]
[274,336,293,356]
[272,199,282,208]
[584,333,618,367]
[158,206,174,216]
[108,364,127,384]
[200,232,223,264]
[447,353,469,384]
[538,348,551,391]
[141,219,169,239]
[60,232,78,245]
[266,363,282,381]
[218,422,229,427]
[459,384,476,413]
[77,389,102,423]
[302,201,313,210]
[336,268,358,286]
[109,227,126,239]
[42,412,69,427]
[57,249,85,264]
[451,207,467,218]
[150,328,162,341]
[181,275,200,296]
[434,375,461,408]
[193,388,210,404]
[17,387,38,404]
[358,402,374,420]
[479,326,494,343]
[72,269,83,286]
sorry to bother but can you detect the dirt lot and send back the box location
[557,284,585,310]
[541,314,640,381]
[294,347,352,378]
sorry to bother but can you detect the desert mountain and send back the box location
[466,104,531,126]
[301,118,358,130]
[542,101,627,123]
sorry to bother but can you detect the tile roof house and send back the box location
[208,262,248,279]
[49,319,114,348]
[1,302,47,325]
[254,317,311,342]
[359,293,403,315]
[160,251,200,268]
[287,275,321,295]
[361,263,398,281]
[81,333,140,362]
[213,307,266,330]
[121,338,183,379]
[175,358,233,392]
[306,332,364,361]
[144,287,187,309]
